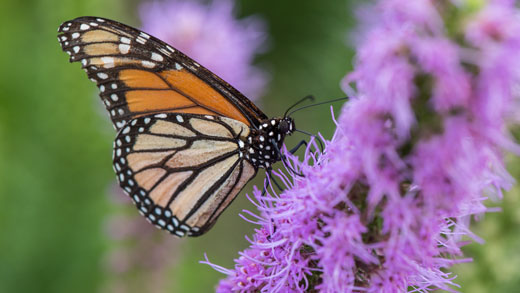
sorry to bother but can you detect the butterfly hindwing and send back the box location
[57,16,267,130]
[114,113,257,236]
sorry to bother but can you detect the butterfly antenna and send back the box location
[286,96,349,117]
[283,95,316,118]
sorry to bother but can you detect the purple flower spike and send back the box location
[204,1,520,291]
[140,0,269,100]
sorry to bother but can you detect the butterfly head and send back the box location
[279,117,295,136]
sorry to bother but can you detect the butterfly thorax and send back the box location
[239,117,295,169]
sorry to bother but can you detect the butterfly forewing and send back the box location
[57,16,267,130]
[114,113,257,236]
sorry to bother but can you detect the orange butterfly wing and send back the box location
[57,16,267,130]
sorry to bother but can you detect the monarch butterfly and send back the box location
[57,16,296,237]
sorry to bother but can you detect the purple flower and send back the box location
[140,0,269,100]
[204,0,520,291]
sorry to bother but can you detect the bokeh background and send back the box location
[0,0,518,292]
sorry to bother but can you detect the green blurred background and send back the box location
[0,0,518,292]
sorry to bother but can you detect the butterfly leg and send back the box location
[269,139,305,177]
[261,169,284,196]
[289,139,308,154]
[293,129,325,153]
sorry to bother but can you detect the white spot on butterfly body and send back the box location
[138,127,144,132]
[116,139,122,146]
[140,32,150,39]
[116,121,125,128]
[167,225,174,231]
[80,24,90,30]
[71,32,80,39]
[175,63,183,70]
[115,163,121,171]
[81,59,88,66]
[116,149,122,157]
[60,36,67,41]
[238,140,245,148]
[176,115,184,123]
[73,46,80,53]
[271,120,276,126]
[133,195,140,202]
[110,94,118,101]
[111,83,117,89]
[119,44,130,54]
[174,231,185,237]
[120,37,131,44]
[171,218,179,226]
[151,52,163,62]
[96,18,105,22]
[142,60,155,68]
[104,100,110,107]
[166,45,175,52]
[125,136,131,143]
[122,126,130,134]
[131,120,137,126]
[249,148,254,154]
[119,173,124,181]
[62,27,69,31]
[90,22,98,27]
[155,113,167,118]
[259,136,265,142]
[158,219,166,227]
[97,72,108,79]
[100,85,105,92]
[165,210,172,217]
[118,109,124,116]
[144,118,151,124]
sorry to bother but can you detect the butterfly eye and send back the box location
[279,120,289,134]
[279,118,294,134]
